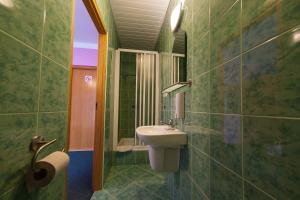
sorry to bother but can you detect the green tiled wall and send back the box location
[157,0,300,199]
[0,0,120,198]
[0,0,72,199]
[112,151,149,166]
[119,52,136,140]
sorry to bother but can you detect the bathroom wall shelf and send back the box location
[162,80,192,94]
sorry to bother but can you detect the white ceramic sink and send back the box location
[136,125,187,147]
[136,125,187,172]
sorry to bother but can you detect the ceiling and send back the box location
[110,0,170,51]
[73,0,98,49]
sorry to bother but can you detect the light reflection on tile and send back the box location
[210,114,242,175]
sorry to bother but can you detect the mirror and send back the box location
[162,29,190,94]
[171,30,187,84]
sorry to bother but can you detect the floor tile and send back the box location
[91,165,170,200]
[116,183,162,200]
[91,190,116,200]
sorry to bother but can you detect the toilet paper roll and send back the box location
[26,151,70,188]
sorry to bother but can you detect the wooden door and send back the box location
[70,67,96,150]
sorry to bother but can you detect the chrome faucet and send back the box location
[160,119,175,128]
[167,119,175,128]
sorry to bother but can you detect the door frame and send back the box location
[67,0,107,194]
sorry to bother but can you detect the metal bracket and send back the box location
[29,136,57,173]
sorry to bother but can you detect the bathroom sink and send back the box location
[136,125,187,172]
[136,125,187,147]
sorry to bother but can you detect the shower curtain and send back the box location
[135,53,159,145]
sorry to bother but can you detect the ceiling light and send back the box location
[170,0,184,33]
[0,0,14,8]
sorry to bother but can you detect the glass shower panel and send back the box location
[117,50,159,147]
[135,53,157,145]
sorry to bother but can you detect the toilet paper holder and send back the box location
[30,136,64,173]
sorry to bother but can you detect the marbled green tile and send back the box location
[0,0,44,50]
[172,172,181,200]
[242,0,300,50]
[157,0,300,199]
[193,0,209,40]
[179,171,192,200]
[210,114,242,175]
[0,114,36,194]
[210,1,241,68]
[243,117,300,199]
[210,57,241,114]
[191,180,208,200]
[36,173,65,200]
[210,161,243,200]
[181,0,193,31]
[113,151,136,165]
[184,90,191,113]
[161,53,173,89]
[109,165,134,176]
[103,161,112,182]
[137,164,154,172]
[39,57,69,112]
[0,180,40,200]
[37,112,67,156]
[166,174,174,199]
[186,34,193,81]
[104,174,132,194]
[135,172,169,199]
[116,183,162,200]
[0,32,40,113]
[179,145,191,174]
[193,33,209,75]
[191,147,210,197]
[210,0,238,25]
[122,165,152,181]
[244,182,274,200]
[243,30,300,117]
[191,73,209,112]
[119,51,137,140]
[135,151,148,165]
[91,189,116,200]
[43,0,72,66]
[189,113,210,154]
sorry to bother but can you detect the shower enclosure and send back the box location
[113,49,160,152]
